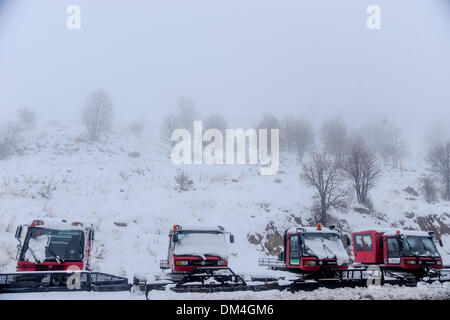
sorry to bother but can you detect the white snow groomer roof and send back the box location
[286,223,341,235]
[27,218,93,232]
[353,228,434,237]
[172,224,229,260]
[172,225,226,233]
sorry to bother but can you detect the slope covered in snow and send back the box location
[0,122,449,299]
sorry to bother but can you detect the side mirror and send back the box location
[173,233,178,243]
[15,226,23,239]
[229,234,235,243]
[345,235,351,246]
[439,239,443,247]
[279,251,285,261]
[89,230,95,241]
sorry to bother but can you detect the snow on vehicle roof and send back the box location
[286,226,340,235]
[353,228,432,237]
[302,233,350,265]
[177,226,225,232]
[27,218,93,231]
[173,231,229,260]
[382,229,432,237]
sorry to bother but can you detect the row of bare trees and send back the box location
[1,90,116,159]
[301,126,450,222]
[322,116,409,169]
[251,114,408,169]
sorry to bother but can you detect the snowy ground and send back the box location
[2,282,449,300]
[1,121,450,299]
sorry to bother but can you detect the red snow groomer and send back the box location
[15,218,95,272]
[0,218,131,294]
[160,225,234,273]
[352,229,444,278]
[151,225,249,293]
[259,224,351,278]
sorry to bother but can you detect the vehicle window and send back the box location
[421,237,440,257]
[173,230,227,258]
[290,235,301,258]
[22,228,84,262]
[404,236,440,257]
[363,234,373,251]
[354,234,363,251]
[387,238,401,258]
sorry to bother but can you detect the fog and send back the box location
[1,0,450,155]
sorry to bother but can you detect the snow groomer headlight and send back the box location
[217,260,227,266]
[175,260,189,266]
[436,260,442,265]
[303,260,317,266]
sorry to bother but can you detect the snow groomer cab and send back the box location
[280,224,350,272]
[161,225,234,273]
[259,223,350,277]
[15,218,94,271]
[352,229,444,277]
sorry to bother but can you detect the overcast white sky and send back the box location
[1,0,450,151]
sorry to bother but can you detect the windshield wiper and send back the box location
[322,244,335,256]
[27,247,41,264]
[402,239,417,257]
[46,247,65,264]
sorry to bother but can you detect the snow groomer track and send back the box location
[0,271,130,294]
[1,265,450,297]
[138,266,450,298]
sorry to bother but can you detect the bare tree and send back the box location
[292,120,314,161]
[343,139,382,205]
[159,96,197,152]
[174,169,193,191]
[425,121,448,152]
[160,113,181,149]
[280,115,296,151]
[281,116,314,160]
[257,114,281,151]
[385,123,408,169]
[176,96,198,131]
[300,152,348,225]
[0,123,21,160]
[420,176,438,204]
[257,113,280,130]
[129,121,145,138]
[320,116,348,166]
[17,108,36,129]
[81,89,114,141]
[203,113,228,151]
[360,118,390,159]
[204,113,228,134]
[427,142,450,201]
[360,118,408,169]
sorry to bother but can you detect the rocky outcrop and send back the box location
[415,213,450,238]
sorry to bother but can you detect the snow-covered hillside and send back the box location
[1,121,450,298]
